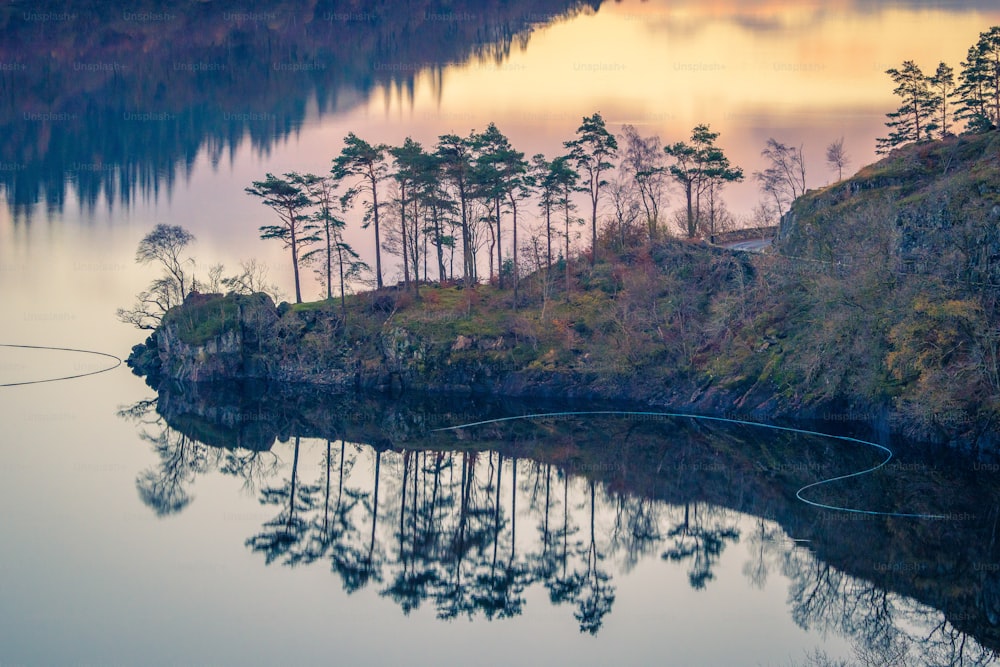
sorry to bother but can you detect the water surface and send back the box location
[4,2,1000,664]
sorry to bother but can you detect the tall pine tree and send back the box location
[876,61,939,154]
[957,27,1000,132]
[929,62,957,137]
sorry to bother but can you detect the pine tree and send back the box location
[332,133,389,289]
[564,113,618,265]
[245,173,318,304]
[664,125,743,239]
[929,62,957,137]
[876,61,939,154]
[957,27,1000,132]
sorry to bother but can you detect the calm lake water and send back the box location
[4,1,1000,664]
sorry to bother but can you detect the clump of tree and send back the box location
[128,112,766,322]
[876,61,941,153]
[664,124,743,240]
[118,223,288,331]
[956,26,1000,132]
[877,25,1000,153]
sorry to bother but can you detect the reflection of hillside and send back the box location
[0,0,599,219]
[121,382,1000,655]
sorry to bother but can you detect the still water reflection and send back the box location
[119,382,1000,664]
[5,0,1000,224]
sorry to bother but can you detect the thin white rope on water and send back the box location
[431,410,949,520]
[0,343,123,387]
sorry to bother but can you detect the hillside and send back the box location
[129,131,1000,450]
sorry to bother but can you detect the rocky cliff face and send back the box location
[781,131,1000,280]
[128,287,776,422]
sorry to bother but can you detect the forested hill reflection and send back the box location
[122,383,1000,660]
[0,0,598,219]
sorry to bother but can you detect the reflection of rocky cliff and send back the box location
[123,381,1000,656]
[0,0,600,219]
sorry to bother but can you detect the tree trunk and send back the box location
[686,180,695,238]
[400,184,410,287]
[496,195,504,289]
[371,171,383,290]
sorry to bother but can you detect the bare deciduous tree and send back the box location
[825,137,850,182]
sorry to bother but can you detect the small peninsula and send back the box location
[129,131,1000,451]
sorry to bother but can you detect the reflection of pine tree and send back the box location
[609,495,663,574]
[383,450,440,615]
[531,463,560,581]
[471,454,529,620]
[546,473,585,608]
[574,481,616,635]
[662,502,740,590]
[245,437,320,565]
[127,394,1000,652]
[438,452,480,620]
[298,440,359,567]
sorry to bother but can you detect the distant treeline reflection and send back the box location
[0,0,600,219]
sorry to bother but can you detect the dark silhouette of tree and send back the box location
[741,517,784,590]
[957,27,1000,133]
[665,125,743,239]
[246,437,319,565]
[411,155,453,283]
[470,453,527,620]
[295,440,357,568]
[575,480,615,634]
[662,502,740,590]
[383,450,440,614]
[245,173,317,303]
[333,133,389,289]
[293,173,368,311]
[439,452,482,620]
[389,139,421,292]
[531,154,557,272]
[608,495,663,574]
[473,123,529,297]
[436,133,478,283]
[391,138,441,295]
[134,428,208,516]
[221,258,283,303]
[929,62,958,137]
[136,224,196,300]
[876,61,939,154]
[503,146,531,304]
[528,462,561,583]
[548,155,581,296]
[546,472,585,611]
[117,224,196,330]
[565,112,618,264]
[606,174,642,251]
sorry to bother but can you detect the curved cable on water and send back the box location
[0,343,122,387]
[431,410,949,520]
